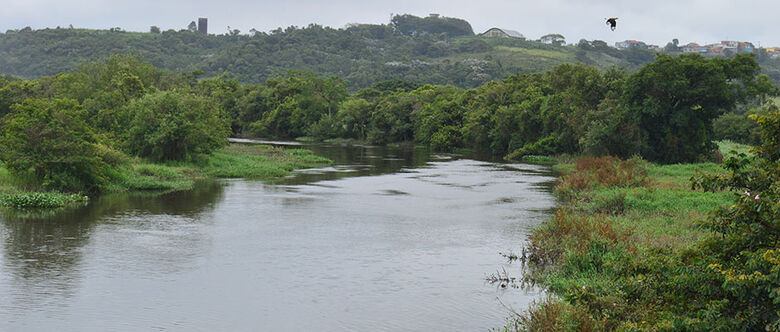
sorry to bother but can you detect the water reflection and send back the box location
[0,142,557,331]
[0,180,224,321]
[276,142,437,185]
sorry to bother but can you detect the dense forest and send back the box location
[5,14,780,91]
[0,14,666,90]
[0,53,775,194]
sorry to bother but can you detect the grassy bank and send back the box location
[504,142,767,330]
[0,143,331,209]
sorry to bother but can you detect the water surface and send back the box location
[0,143,556,331]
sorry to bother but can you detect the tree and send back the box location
[187,21,197,32]
[150,26,161,34]
[256,71,347,138]
[125,91,230,161]
[0,98,109,192]
[539,34,565,46]
[391,14,474,37]
[623,54,763,163]
[336,97,372,139]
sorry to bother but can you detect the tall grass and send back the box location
[200,144,331,178]
[512,154,735,330]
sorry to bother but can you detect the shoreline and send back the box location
[505,141,752,330]
[0,143,331,211]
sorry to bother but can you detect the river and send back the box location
[0,142,556,331]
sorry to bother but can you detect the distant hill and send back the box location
[1,14,778,90]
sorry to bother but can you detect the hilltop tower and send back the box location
[198,18,208,35]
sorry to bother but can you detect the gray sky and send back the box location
[2,0,778,47]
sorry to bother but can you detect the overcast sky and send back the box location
[1,0,778,47]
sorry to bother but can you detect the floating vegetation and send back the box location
[0,192,88,209]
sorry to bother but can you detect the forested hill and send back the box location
[2,14,779,90]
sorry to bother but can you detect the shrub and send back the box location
[125,91,230,161]
[690,109,780,330]
[0,98,111,192]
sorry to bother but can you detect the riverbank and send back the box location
[0,143,331,209]
[505,141,757,330]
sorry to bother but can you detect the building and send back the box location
[765,47,780,58]
[480,28,525,39]
[615,40,648,49]
[704,43,729,55]
[681,42,707,53]
[198,18,208,35]
[718,41,754,53]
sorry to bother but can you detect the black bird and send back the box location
[606,17,618,31]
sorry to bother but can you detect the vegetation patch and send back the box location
[509,128,780,330]
[520,155,558,165]
[0,192,88,209]
[199,144,331,179]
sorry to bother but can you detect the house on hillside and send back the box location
[480,28,525,39]
[615,40,648,49]
[681,42,706,53]
[705,43,729,55]
[765,47,780,58]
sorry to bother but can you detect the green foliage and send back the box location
[410,85,465,149]
[0,192,88,208]
[251,71,347,138]
[371,79,422,92]
[516,114,780,331]
[391,14,474,37]
[198,144,331,178]
[116,163,195,191]
[713,112,762,145]
[124,90,230,161]
[334,97,372,139]
[0,19,665,91]
[0,79,40,117]
[686,108,780,330]
[0,98,110,192]
[367,91,416,144]
[624,54,764,163]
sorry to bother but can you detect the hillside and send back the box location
[0,15,661,90]
[2,14,778,90]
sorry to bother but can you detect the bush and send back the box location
[689,109,780,330]
[125,91,231,161]
[0,98,111,192]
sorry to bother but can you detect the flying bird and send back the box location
[606,17,618,31]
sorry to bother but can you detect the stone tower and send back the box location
[198,18,208,35]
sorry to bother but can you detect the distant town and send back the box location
[479,27,779,57]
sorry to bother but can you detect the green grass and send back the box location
[200,144,331,178]
[0,143,332,210]
[521,155,558,165]
[514,155,740,329]
[717,139,753,158]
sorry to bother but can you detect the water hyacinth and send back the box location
[0,192,88,209]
